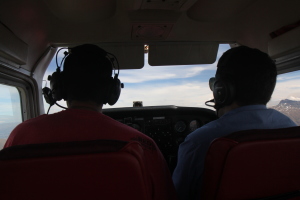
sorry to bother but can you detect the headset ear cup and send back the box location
[42,87,56,106]
[50,70,65,101]
[213,80,235,107]
[107,75,121,106]
[50,71,60,101]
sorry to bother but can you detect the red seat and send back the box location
[202,126,300,200]
[0,140,151,200]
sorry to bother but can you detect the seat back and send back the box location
[0,140,151,200]
[202,126,300,200]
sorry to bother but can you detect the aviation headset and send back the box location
[43,44,123,110]
[206,46,277,111]
[207,72,235,110]
[206,47,239,111]
[211,76,235,109]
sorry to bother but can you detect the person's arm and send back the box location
[172,130,213,200]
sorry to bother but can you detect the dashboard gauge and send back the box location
[189,120,201,132]
[174,121,186,133]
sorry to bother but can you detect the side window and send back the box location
[0,84,23,149]
[268,70,300,125]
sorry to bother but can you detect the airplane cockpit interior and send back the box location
[0,0,300,199]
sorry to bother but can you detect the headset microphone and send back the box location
[205,99,215,108]
[42,87,56,106]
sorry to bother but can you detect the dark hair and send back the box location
[216,46,277,106]
[63,44,112,104]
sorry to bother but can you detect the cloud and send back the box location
[268,73,300,106]
[103,81,214,109]
[43,79,215,113]
[0,85,22,122]
[41,44,231,113]
[119,44,230,84]
[43,53,217,86]
[43,44,228,85]
[0,85,19,100]
[288,96,300,101]
[120,63,216,83]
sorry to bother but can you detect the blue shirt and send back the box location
[172,105,297,200]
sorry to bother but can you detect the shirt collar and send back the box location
[222,104,267,117]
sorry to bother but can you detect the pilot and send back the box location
[172,46,297,200]
[4,44,178,200]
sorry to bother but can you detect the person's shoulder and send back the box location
[186,119,223,144]
[5,113,50,145]
[13,111,69,132]
[267,108,297,125]
[268,108,290,117]
[16,113,49,127]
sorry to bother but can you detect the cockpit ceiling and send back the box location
[1,0,299,44]
[0,0,299,72]
[43,0,117,23]
[187,0,257,22]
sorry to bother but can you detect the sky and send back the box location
[0,85,22,123]
[42,44,227,113]
[39,44,300,113]
[271,71,300,105]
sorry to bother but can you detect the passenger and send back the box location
[4,44,178,200]
[172,46,297,200]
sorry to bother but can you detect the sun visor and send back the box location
[0,23,28,66]
[96,43,144,69]
[148,42,219,66]
[269,26,300,74]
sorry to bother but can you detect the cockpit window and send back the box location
[43,43,300,126]
[43,44,230,113]
[0,84,22,149]
[267,70,300,125]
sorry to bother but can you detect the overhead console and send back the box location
[103,105,217,173]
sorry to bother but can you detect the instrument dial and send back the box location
[174,121,186,133]
[189,120,201,132]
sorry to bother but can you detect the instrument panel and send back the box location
[103,105,217,173]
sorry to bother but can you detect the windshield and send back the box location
[43,44,230,112]
[43,44,300,126]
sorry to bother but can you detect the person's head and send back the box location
[62,44,113,106]
[211,46,277,115]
